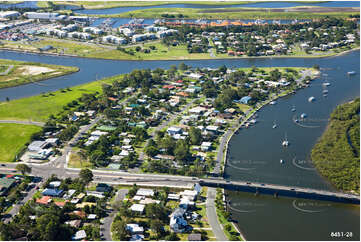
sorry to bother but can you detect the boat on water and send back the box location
[272,123,277,129]
[281,133,289,147]
[291,105,296,112]
[280,159,284,164]
[249,119,257,125]
[308,96,315,102]
[322,82,331,86]
[347,71,356,75]
[322,89,329,94]
[269,101,277,105]
[300,113,307,119]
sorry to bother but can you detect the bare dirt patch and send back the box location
[18,65,54,75]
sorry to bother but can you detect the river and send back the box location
[0,49,359,240]
[224,50,360,240]
[73,1,360,15]
[0,1,359,14]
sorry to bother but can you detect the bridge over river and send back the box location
[199,178,360,204]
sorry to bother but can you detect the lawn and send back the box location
[0,58,78,89]
[0,74,117,122]
[68,152,94,169]
[0,123,42,162]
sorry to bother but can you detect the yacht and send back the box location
[270,101,277,105]
[300,113,307,119]
[280,159,284,164]
[347,71,356,75]
[322,82,330,86]
[322,89,329,94]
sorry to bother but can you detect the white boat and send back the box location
[322,89,329,94]
[347,71,356,75]
[322,82,330,86]
[249,119,257,124]
[291,105,296,112]
[270,101,277,105]
[308,96,315,102]
[272,121,277,129]
[300,113,307,119]
[280,159,284,164]
[282,133,289,147]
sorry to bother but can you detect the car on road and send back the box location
[0,164,5,166]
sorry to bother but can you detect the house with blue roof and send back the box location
[42,188,64,197]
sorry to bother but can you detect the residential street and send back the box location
[206,187,227,241]
[101,189,128,241]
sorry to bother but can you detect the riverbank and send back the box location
[311,98,360,194]
[0,58,79,89]
[0,43,359,62]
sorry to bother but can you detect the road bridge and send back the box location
[199,179,360,204]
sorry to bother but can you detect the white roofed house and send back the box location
[200,141,212,151]
[136,188,154,197]
[167,126,183,136]
[72,230,86,240]
[126,224,144,234]
[130,204,145,214]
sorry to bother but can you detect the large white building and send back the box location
[0,11,20,19]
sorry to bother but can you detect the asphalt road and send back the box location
[206,187,227,241]
[101,189,128,241]
[3,180,42,224]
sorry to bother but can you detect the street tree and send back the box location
[79,168,93,186]
[15,164,31,176]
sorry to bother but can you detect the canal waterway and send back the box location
[0,48,359,241]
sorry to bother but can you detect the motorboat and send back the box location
[270,101,277,105]
[280,159,284,164]
[347,71,356,75]
[300,113,307,119]
[282,133,289,147]
[308,96,315,102]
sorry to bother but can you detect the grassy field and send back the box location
[0,74,117,122]
[0,123,42,162]
[94,6,358,19]
[0,58,79,89]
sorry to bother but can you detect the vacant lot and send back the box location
[0,123,42,162]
